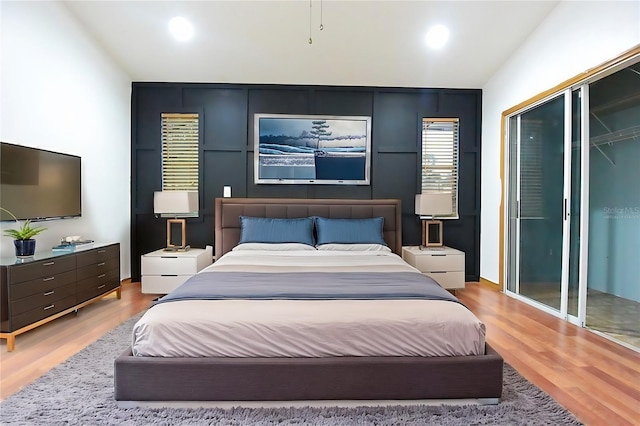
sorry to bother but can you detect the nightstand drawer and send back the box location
[142,256,200,275]
[424,271,465,289]
[411,253,464,273]
[141,247,213,294]
[141,275,190,294]
[402,246,466,290]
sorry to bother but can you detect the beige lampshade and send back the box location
[154,191,198,216]
[415,193,453,218]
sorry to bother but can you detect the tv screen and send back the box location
[0,142,81,221]
[254,114,371,185]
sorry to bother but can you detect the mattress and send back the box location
[132,250,485,358]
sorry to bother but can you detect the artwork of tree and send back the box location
[310,120,332,148]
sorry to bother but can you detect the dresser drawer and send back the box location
[8,256,76,284]
[76,244,119,268]
[424,271,465,290]
[12,282,76,316]
[76,256,119,281]
[77,269,119,302]
[142,256,200,275]
[11,294,77,330]
[141,275,190,294]
[10,270,76,300]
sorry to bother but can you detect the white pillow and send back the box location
[232,243,316,251]
[315,243,391,252]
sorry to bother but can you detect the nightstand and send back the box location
[402,245,465,290]
[141,246,213,294]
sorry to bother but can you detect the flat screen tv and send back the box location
[254,114,372,185]
[0,142,81,221]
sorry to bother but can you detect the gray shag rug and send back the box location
[1,314,582,426]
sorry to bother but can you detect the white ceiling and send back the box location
[63,0,559,89]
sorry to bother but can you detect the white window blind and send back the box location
[161,113,199,191]
[421,118,459,218]
[519,119,544,219]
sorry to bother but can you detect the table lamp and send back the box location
[415,193,452,247]
[153,191,198,251]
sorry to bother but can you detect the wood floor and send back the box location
[0,280,156,401]
[1,280,638,425]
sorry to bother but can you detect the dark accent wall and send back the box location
[131,83,482,282]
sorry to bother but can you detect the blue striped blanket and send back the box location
[155,271,460,304]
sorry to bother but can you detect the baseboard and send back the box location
[479,277,500,288]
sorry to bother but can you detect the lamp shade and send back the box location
[415,193,452,218]
[154,191,198,216]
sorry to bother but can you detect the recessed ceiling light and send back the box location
[425,25,450,49]
[168,16,194,42]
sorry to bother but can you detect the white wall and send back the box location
[480,0,640,283]
[0,2,133,277]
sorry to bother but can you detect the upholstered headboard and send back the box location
[214,198,402,258]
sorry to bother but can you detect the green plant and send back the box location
[1,207,47,240]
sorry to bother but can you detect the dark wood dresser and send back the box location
[0,243,120,351]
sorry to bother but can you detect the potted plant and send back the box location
[1,207,47,257]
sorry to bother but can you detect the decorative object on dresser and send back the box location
[141,245,213,294]
[402,245,465,290]
[52,237,95,253]
[414,193,453,247]
[0,243,120,351]
[1,207,47,258]
[153,190,198,251]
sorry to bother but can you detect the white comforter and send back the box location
[132,250,485,357]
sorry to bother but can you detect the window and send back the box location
[420,118,459,218]
[519,119,544,219]
[161,113,199,191]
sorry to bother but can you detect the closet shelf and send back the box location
[590,124,640,147]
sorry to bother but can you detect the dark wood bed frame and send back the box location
[115,198,503,405]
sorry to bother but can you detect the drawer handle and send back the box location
[160,274,178,277]
[97,262,106,266]
[44,290,55,296]
[431,271,447,274]
[43,261,55,266]
[432,254,447,257]
[98,284,106,289]
[161,256,178,259]
[44,304,55,311]
[43,276,55,282]
[98,250,106,254]
[98,273,106,279]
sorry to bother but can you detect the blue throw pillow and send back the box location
[239,216,315,246]
[315,217,386,246]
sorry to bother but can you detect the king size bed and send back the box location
[114,198,503,406]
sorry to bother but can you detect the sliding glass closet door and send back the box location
[506,95,569,312]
